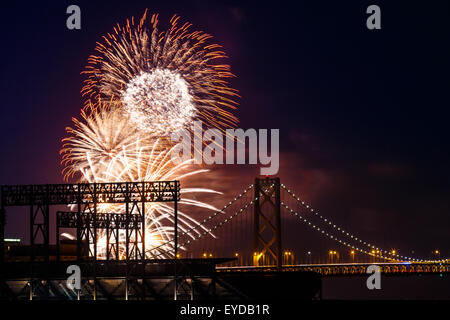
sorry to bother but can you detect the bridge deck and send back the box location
[218,262,450,276]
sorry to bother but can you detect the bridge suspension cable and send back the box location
[281,201,398,262]
[151,199,255,259]
[178,200,255,252]
[281,184,449,264]
[148,184,255,258]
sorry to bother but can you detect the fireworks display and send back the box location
[68,135,222,259]
[61,10,238,259]
[81,10,239,136]
[61,103,143,181]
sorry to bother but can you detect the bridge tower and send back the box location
[253,177,282,268]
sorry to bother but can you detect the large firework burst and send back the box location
[62,107,221,259]
[60,102,145,180]
[81,10,239,136]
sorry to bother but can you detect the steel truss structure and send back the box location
[0,181,179,263]
[56,211,143,261]
[0,181,184,299]
[253,177,282,268]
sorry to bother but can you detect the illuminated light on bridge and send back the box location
[279,184,446,263]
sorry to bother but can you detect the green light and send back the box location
[4,238,21,243]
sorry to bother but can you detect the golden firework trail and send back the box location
[81,139,222,259]
[81,9,239,137]
[61,107,222,258]
[60,102,146,181]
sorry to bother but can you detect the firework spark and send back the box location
[81,10,239,136]
[85,139,222,259]
[60,103,148,181]
[62,108,222,259]
[122,69,196,135]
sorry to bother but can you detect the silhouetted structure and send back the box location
[1,177,447,300]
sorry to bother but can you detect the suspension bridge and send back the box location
[153,177,450,275]
[0,177,448,300]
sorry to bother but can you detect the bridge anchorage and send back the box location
[0,178,448,300]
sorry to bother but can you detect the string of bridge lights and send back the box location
[281,201,400,262]
[179,200,256,249]
[149,184,254,258]
[179,184,254,239]
[281,184,449,263]
[153,199,256,259]
[281,184,394,256]
[169,183,277,258]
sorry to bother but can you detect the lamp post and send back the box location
[434,250,440,260]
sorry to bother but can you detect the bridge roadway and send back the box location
[217,262,450,276]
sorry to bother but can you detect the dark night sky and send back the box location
[1,0,449,260]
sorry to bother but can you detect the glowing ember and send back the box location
[122,69,195,135]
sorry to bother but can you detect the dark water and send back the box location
[322,274,450,299]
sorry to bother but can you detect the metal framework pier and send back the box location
[0,181,181,299]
